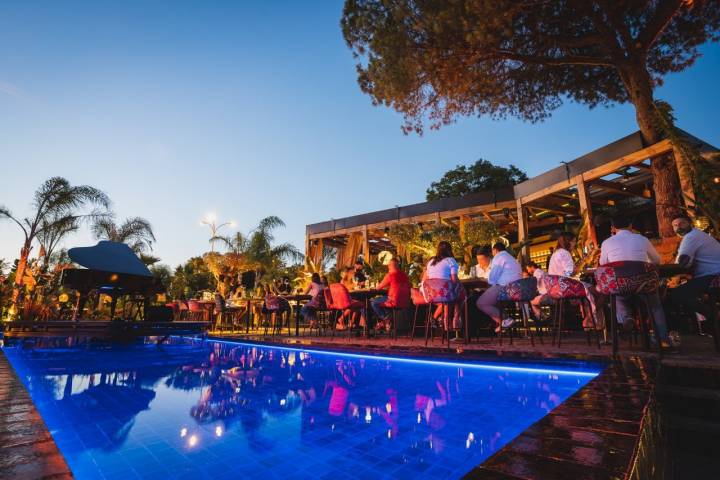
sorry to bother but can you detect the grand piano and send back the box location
[61,241,165,320]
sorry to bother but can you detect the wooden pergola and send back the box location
[306,131,717,268]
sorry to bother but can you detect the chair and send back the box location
[595,262,662,356]
[421,278,462,348]
[544,275,600,349]
[410,288,429,342]
[378,287,411,340]
[329,284,365,339]
[263,294,290,337]
[496,277,539,346]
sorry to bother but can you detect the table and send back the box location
[460,278,489,344]
[280,294,312,336]
[350,289,386,333]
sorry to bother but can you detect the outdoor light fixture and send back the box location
[188,434,198,447]
[714,177,720,184]
[215,426,223,437]
[607,200,616,206]
[642,185,652,198]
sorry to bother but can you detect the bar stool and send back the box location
[496,277,539,346]
[595,262,663,356]
[410,288,429,342]
[378,289,411,340]
[543,275,601,349]
[421,278,461,349]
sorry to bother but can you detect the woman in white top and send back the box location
[422,241,463,336]
[531,232,576,318]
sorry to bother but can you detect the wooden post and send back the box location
[362,225,371,264]
[516,199,529,261]
[574,175,598,248]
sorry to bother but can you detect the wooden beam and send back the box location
[589,178,643,197]
[581,139,673,181]
[574,176,598,248]
[516,199,529,261]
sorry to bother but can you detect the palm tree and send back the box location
[0,177,110,306]
[91,216,156,254]
[209,216,303,288]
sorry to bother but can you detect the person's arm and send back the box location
[449,259,459,283]
[599,242,608,266]
[487,258,501,286]
[376,274,391,291]
[675,235,697,269]
[646,239,661,265]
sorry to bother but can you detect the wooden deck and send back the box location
[2,320,209,341]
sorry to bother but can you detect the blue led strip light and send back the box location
[196,337,602,378]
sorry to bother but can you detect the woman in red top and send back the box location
[371,258,411,331]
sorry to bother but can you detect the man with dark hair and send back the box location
[492,242,506,252]
[469,245,492,280]
[668,215,720,322]
[599,214,669,346]
[353,260,367,288]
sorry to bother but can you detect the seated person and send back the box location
[371,258,411,331]
[300,273,325,328]
[476,242,523,332]
[599,214,669,346]
[667,215,720,322]
[469,245,492,280]
[530,233,575,319]
[423,241,464,340]
[353,261,367,289]
[341,267,357,291]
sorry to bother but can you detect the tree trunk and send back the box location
[11,242,31,307]
[620,64,684,238]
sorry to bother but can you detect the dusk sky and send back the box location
[1,1,719,269]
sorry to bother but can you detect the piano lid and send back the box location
[67,241,153,277]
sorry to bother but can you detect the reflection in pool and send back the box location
[3,338,601,479]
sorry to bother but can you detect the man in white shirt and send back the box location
[599,215,669,345]
[476,242,523,332]
[667,215,720,322]
[469,245,492,280]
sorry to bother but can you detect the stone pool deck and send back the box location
[0,350,72,479]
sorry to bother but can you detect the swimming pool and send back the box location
[3,338,601,479]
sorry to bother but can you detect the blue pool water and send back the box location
[3,338,601,479]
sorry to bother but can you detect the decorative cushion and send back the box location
[595,262,660,295]
[544,275,586,299]
[421,278,460,304]
[264,294,280,311]
[498,277,538,302]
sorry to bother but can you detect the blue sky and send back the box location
[1,1,718,269]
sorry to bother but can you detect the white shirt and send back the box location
[677,228,720,278]
[469,263,491,280]
[426,257,459,280]
[487,251,523,286]
[599,230,660,265]
[548,248,574,277]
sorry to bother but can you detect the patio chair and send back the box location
[496,277,539,347]
[544,275,601,349]
[709,276,720,352]
[329,283,365,340]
